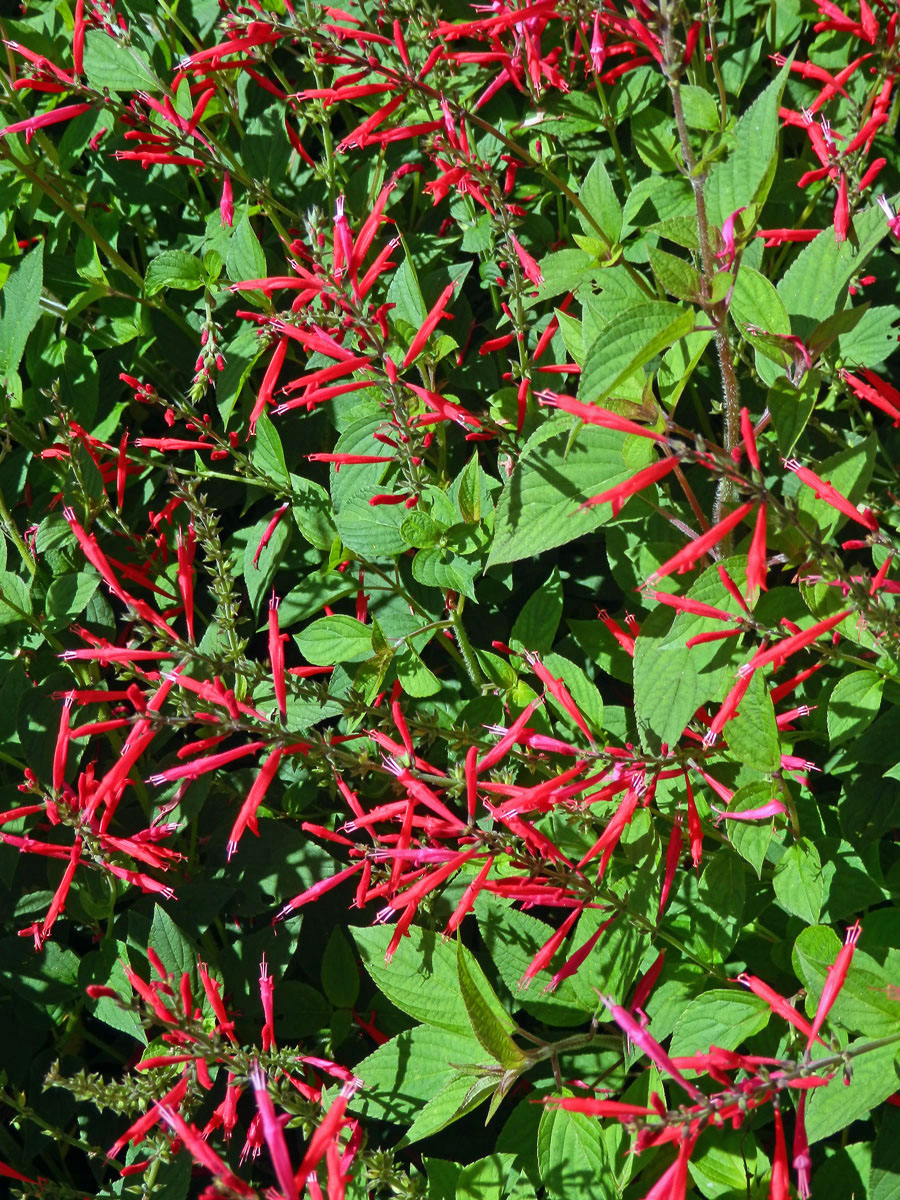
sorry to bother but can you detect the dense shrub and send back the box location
[2,1,900,1198]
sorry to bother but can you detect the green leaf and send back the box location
[395,645,441,696]
[401,511,441,549]
[404,1073,494,1145]
[148,906,198,980]
[487,418,653,566]
[145,251,205,296]
[731,266,791,337]
[225,213,267,283]
[476,894,589,1026]
[828,670,883,747]
[648,245,702,303]
[45,570,100,629]
[542,652,604,739]
[330,412,407,557]
[767,374,818,456]
[321,927,359,1009]
[793,925,900,1039]
[723,666,780,772]
[774,839,823,924]
[83,31,159,93]
[778,198,896,326]
[456,1154,518,1200]
[805,1040,900,1144]
[794,435,876,540]
[81,941,147,1044]
[727,783,779,877]
[251,413,289,487]
[682,849,745,965]
[510,568,563,654]
[457,940,524,1069]
[538,1095,614,1199]
[705,58,791,225]
[291,477,338,550]
[352,925,474,1035]
[242,512,291,617]
[457,452,482,523]
[633,604,701,753]
[0,240,43,381]
[295,615,373,665]
[679,85,720,132]
[578,156,622,244]
[579,303,694,404]
[0,570,32,626]
[352,1025,486,1126]
[870,1106,900,1200]
[668,989,769,1057]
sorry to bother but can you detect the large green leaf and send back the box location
[774,840,823,924]
[724,665,780,772]
[0,240,43,382]
[633,604,702,753]
[805,1039,900,1144]
[352,1025,486,1125]
[793,925,900,1039]
[578,302,694,404]
[669,989,769,1057]
[705,59,791,225]
[353,925,474,1035]
[487,419,653,566]
[778,198,896,327]
[538,1097,614,1200]
[330,412,407,557]
[457,940,524,1069]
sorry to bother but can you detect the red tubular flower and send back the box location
[543,917,616,993]
[658,816,684,919]
[785,457,877,530]
[269,593,287,722]
[581,454,681,517]
[401,280,457,368]
[834,172,850,243]
[251,336,288,433]
[526,652,594,742]
[543,1097,656,1117]
[148,741,267,786]
[770,1104,790,1200]
[227,746,283,859]
[736,974,825,1046]
[52,692,74,791]
[746,609,851,675]
[841,367,900,424]
[250,1065,298,1200]
[756,228,823,246]
[176,522,196,641]
[157,1106,253,1196]
[538,390,666,440]
[509,234,543,286]
[644,502,756,586]
[294,1082,358,1191]
[276,862,365,921]
[518,905,584,990]
[1,101,94,139]
[793,1093,812,1199]
[445,856,494,936]
[253,502,290,568]
[684,775,703,868]
[600,994,704,1099]
[72,0,86,74]
[807,920,861,1047]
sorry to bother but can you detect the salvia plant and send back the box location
[2,0,900,1197]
